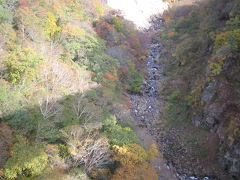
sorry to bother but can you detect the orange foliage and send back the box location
[112,144,158,180]
[0,169,4,177]
[168,31,175,37]
[52,1,63,16]
[104,72,117,81]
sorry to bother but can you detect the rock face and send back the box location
[194,56,240,178]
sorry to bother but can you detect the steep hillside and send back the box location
[0,0,239,179]
[0,0,160,179]
[153,0,240,179]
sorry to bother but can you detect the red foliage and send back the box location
[95,21,112,39]
[19,0,29,7]
[121,66,129,73]
[126,100,132,109]
[104,72,117,81]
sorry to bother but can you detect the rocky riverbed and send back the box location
[129,39,217,180]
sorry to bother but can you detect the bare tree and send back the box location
[41,61,74,94]
[36,94,61,141]
[61,125,110,174]
[39,95,61,120]
[71,94,96,126]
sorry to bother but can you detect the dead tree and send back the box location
[61,125,110,174]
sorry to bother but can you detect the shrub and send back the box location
[174,11,200,33]
[4,136,48,179]
[112,144,158,180]
[61,125,110,173]
[44,12,62,41]
[62,33,119,82]
[208,55,226,76]
[0,80,25,117]
[58,144,69,159]
[112,16,124,33]
[214,29,240,51]
[128,71,144,93]
[104,124,139,146]
[0,5,10,23]
[4,48,44,83]
[165,90,190,126]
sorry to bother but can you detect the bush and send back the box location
[112,17,124,33]
[44,12,62,41]
[58,144,69,159]
[4,48,44,83]
[62,33,119,82]
[104,124,139,146]
[214,29,240,51]
[112,144,158,180]
[174,11,200,33]
[128,71,144,93]
[0,5,10,23]
[4,136,48,179]
[0,80,25,117]
[165,90,190,126]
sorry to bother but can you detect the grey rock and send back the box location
[191,113,202,127]
[201,81,216,103]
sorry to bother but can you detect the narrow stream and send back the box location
[130,39,216,180]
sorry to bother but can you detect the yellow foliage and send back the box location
[93,0,105,16]
[113,144,149,164]
[62,25,85,37]
[44,12,62,40]
[112,144,158,180]
[112,162,158,180]
[208,56,226,76]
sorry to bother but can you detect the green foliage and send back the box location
[174,11,200,33]
[101,112,117,126]
[58,144,69,159]
[0,80,25,117]
[4,136,48,179]
[95,3,105,16]
[128,71,144,93]
[62,33,105,61]
[62,33,119,82]
[214,29,240,51]
[226,15,240,27]
[112,17,124,32]
[0,4,10,22]
[4,48,44,83]
[112,144,158,180]
[208,56,226,76]
[104,124,139,146]
[165,90,190,126]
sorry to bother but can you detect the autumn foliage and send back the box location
[112,144,158,180]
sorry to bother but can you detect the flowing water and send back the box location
[130,39,216,180]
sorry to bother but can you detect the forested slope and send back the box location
[0,0,158,179]
[155,0,240,179]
